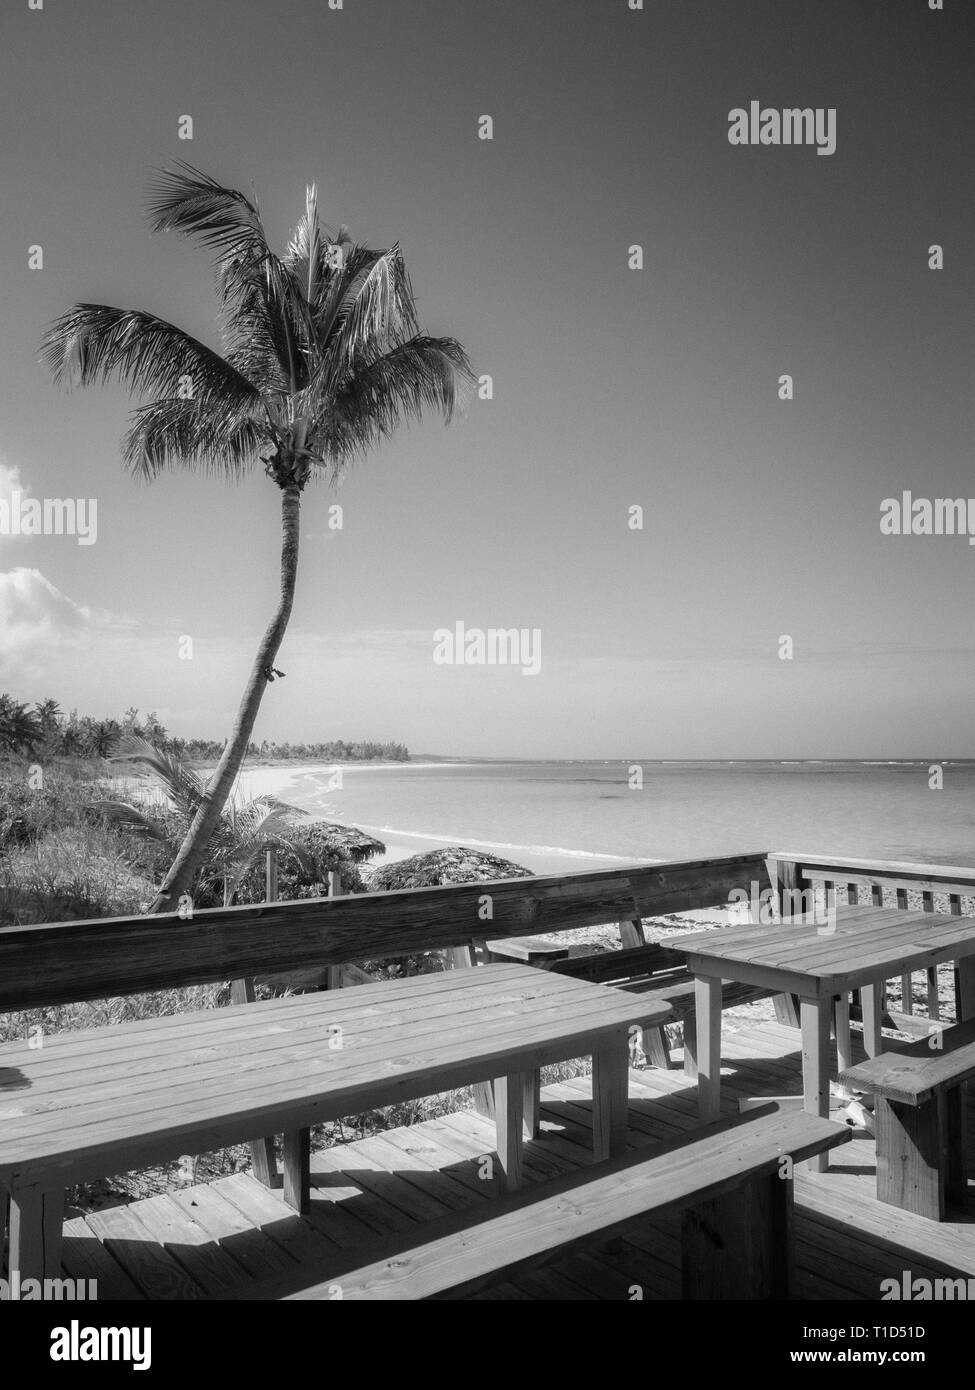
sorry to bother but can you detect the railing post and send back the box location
[326,871,345,991]
[767,855,801,1027]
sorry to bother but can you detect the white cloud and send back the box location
[0,567,91,671]
[0,463,26,547]
[0,462,21,495]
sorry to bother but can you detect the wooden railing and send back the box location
[0,851,770,1014]
[4,848,972,1028]
[768,852,975,1027]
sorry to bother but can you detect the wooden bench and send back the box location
[488,935,781,1078]
[230,1104,851,1300]
[840,1017,975,1220]
[546,942,777,1072]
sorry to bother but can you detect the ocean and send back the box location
[242,760,975,877]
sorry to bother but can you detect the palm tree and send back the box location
[34,698,62,736]
[0,696,42,756]
[98,735,316,907]
[84,718,121,760]
[40,164,474,913]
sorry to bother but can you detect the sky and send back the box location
[1,0,973,758]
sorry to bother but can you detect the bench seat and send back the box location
[230,1104,850,1300]
[840,1017,975,1105]
[840,1018,975,1220]
[547,946,776,1067]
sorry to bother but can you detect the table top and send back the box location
[669,903,975,999]
[0,964,671,1183]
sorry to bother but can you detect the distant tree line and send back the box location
[0,695,409,763]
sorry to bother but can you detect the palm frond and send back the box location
[324,335,475,462]
[110,734,207,821]
[213,797,314,902]
[146,162,272,261]
[223,281,308,393]
[39,303,261,406]
[284,184,333,311]
[92,800,175,848]
[148,163,311,390]
[122,398,271,480]
[320,245,418,370]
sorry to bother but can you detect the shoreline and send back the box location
[230,760,639,876]
[355,824,645,877]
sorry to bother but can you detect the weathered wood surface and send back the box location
[873,1094,948,1221]
[672,904,975,998]
[769,852,975,901]
[840,1018,975,1105]
[681,1168,793,1299]
[484,936,569,964]
[229,1106,848,1300]
[0,851,769,1012]
[0,965,671,1188]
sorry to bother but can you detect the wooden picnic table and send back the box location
[670,904,975,1170]
[0,962,671,1285]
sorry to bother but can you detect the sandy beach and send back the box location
[230,760,637,876]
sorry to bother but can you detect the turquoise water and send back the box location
[266,760,975,874]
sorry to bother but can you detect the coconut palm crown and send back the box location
[40,164,474,912]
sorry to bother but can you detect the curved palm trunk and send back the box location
[150,483,302,913]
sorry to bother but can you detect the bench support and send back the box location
[773,993,801,1027]
[681,1169,794,1298]
[875,1089,965,1221]
[7,1183,65,1289]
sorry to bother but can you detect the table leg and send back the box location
[694,975,723,1123]
[7,1184,65,1291]
[861,982,884,1057]
[592,1033,629,1159]
[522,1070,541,1140]
[834,993,853,1080]
[800,999,831,1173]
[283,1128,311,1214]
[494,1073,525,1191]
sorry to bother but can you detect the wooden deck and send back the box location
[54,1019,975,1301]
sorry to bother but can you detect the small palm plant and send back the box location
[40,165,474,911]
[97,736,314,907]
[0,696,42,756]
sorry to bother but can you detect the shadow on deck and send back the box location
[56,1020,975,1301]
